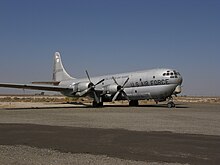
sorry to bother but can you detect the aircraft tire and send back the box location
[92,101,103,107]
[167,102,175,108]
[99,102,103,107]
[129,100,139,106]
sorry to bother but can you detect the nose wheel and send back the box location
[167,101,175,108]
[167,97,175,108]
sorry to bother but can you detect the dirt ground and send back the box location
[0,96,220,165]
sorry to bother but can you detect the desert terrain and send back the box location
[0,95,220,165]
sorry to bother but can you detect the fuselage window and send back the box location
[153,76,155,79]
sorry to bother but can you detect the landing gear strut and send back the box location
[129,100,139,106]
[167,97,175,108]
[92,101,103,107]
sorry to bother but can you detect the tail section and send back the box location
[53,52,75,81]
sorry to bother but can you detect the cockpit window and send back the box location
[163,70,180,77]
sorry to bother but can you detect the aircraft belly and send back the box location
[125,84,176,100]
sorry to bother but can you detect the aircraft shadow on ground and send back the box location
[1,102,189,110]
[103,103,189,108]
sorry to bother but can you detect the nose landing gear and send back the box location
[167,101,175,108]
[167,97,175,108]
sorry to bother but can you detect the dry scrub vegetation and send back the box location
[0,95,91,103]
[0,95,220,104]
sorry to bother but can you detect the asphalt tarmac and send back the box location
[0,102,220,165]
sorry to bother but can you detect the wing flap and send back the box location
[0,83,71,92]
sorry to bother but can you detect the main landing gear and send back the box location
[129,100,139,106]
[167,97,175,108]
[92,101,103,107]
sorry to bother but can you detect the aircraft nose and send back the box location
[178,75,183,85]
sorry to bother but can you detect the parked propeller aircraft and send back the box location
[0,52,183,108]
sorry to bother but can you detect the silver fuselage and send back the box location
[60,68,183,102]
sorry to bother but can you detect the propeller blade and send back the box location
[95,79,105,86]
[112,91,120,101]
[112,77,119,86]
[121,90,130,101]
[122,77,129,87]
[78,87,92,96]
[85,70,91,83]
[93,91,100,103]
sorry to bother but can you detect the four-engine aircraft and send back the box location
[0,52,183,108]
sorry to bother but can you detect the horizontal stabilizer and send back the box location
[0,83,71,92]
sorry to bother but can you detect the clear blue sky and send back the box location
[0,0,220,96]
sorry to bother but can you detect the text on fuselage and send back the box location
[130,79,169,87]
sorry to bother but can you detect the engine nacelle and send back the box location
[72,81,91,93]
[103,84,118,94]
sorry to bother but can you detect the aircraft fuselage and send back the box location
[60,68,183,102]
[0,52,183,107]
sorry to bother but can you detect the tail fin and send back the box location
[53,52,75,81]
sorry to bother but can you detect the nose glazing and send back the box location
[178,74,183,85]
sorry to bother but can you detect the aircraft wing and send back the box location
[0,83,71,92]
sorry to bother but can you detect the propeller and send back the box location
[78,70,104,103]
[112,77,130,101]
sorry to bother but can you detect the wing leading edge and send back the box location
[0,83,71,92]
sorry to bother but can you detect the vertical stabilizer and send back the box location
[53,52,75,81]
